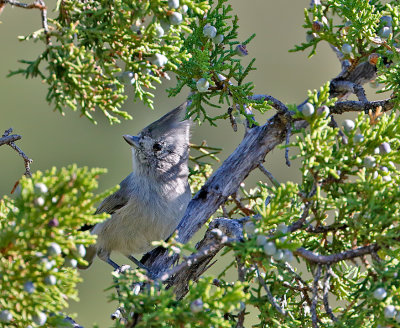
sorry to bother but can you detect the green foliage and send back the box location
[0,165,115,327]
[110,270,247,327]
[9,0,209,124]
[291,0,400,104]
[221,92,400,326]
[168,0,268,125]
[3,0,400,327]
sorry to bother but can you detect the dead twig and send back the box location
[1,128,32,178]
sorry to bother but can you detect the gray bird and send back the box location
[79,102,191,270]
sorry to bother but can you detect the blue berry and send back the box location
[380,15,392,27]
[190,299,203,313]
[44,275,57,285]
[363,156,376,168]
[235,44,248,56]
[379,142,391,154]
[341,43,352,55]
[353,134,364,143]
[373,287,387,300]
[24,281,35,294]
[342,119,355,132]
[203,24,217,39]
[263,242,276,256]
[0,310,12,323]
[169,12,183,25]
[379,26,392,39]
[34,183,48,194]
[47,242,62,256]
[155,25,164,38]
[32,312,47,326]
[212,34,224,44]
[150,53,168,67]
[196,78,209,93]
[168,0,179,9]
[384,305,396,319]
[301,103,314,117]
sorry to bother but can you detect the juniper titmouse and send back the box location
[79,102,191,270]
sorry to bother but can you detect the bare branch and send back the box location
[311,265,322,328]
[235,256,246,328]
[0,134,21,146]
[258,163,280,188]
[285,123,292,167]
[0,0,51,44]
[329,115,348,144]
[255,265,287,316]
[164,217,244,299]
[306,223,348,234]
[331,98,394,114]
[330,80,368,103]
[288,184,316,233]
[1,128,33,177]
[295,244,379,264]
[331,61,377,98]
[323,266,337,322]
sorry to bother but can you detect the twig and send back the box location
[258,163,280,188]
[0,0,51,44]
[306,223,348,234]
[331,98,393,114]
[249,94,288,113]
[311,265,322,328]
[329,44,344,62]
[160,236,233,282]
[329,116,347,145]
[255,265,287,316]
[288,202,312,233]
[285,122,291,166]
[330,80,368,104]
[323,266,337,322]
[228,107,238,132]
[36,0,51,45]
[279,262,313,306]
[162,217,244,299]
[0,134,21,146]
[235,256,246,328]
[288,184,316,233]
[1,128,32,177]
[231,192,255,216]
[295,244,379,264]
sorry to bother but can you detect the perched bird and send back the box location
[79,102,191,270]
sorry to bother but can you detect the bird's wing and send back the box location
[79,173,133,232]
[95,173,133,215]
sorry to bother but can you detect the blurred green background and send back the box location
[0,0,352,326]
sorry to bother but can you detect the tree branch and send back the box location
[311,265,322,328]
[249,94,289,113]
[255,265,287,316]
[295,244,379,264]
[1,128,32,178]
[331,98,394,115]
[164,217,244,299]
[323,266,337,322]
[0,0,51,44]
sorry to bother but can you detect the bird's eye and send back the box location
[153,143,162,152]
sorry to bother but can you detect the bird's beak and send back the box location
[123,135,140,148]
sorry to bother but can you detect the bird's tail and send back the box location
[77,244,97,270]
